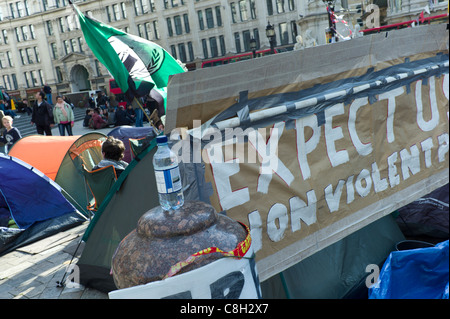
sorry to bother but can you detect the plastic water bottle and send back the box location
[153,135,184,210]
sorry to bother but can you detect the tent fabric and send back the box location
[395,183,449,239]
[8,133,107,216]
[0,154,86,256]
[107,126,156,163]
[8,135,79,181]
[77,137,211,292]
[260,214,405,299]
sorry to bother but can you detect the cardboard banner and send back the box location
[166,24,449,281]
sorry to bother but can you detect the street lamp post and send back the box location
[250,37,257,58]
[265,22,276,54]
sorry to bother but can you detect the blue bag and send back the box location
[369,240,449,299]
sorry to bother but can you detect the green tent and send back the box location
[9,133,107,216]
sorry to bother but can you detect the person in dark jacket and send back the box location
[31,91,54,135]
[114,105,134,126]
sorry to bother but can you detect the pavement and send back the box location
[10,106,113,138]
[0,108,133,299]
[0,222,109,299]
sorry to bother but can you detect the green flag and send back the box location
[71,2,185,107]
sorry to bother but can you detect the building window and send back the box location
[63,40,70,55]
[70,39,77,52]
[288,0,295,11]
[9,3,16,19]
[253,28,260,49]
[209,37,218,57]
[38,70,45,87]
[106,6,112,22]
[3,75,11,90]
[58,17,65,33]
[171,45,177,59]
[145,22,152,40]
[230,2,237,23]
[279,22,288,45]
[19,49,26,65]
[133,0,140,15]
[149,0,155,12]
[183,14,190,33]
[6,52,13,67]
[266,0,273,16]
[276,0,285,14]
[46,21,53,35]
[16,2,24,17]
[0,53,5,69]
[24,72,30,88]
[205,8,214,28]
[234,32,241,53]
[219,35,226,56]
[30,70,39,87]
[15,28,22,42]
[138,24,144,38]
[21,26,29,41]
[26,48,34,64]
[250,0,257,19]
[174,15,182,35]
[34,47,40,63]
[153,21,160,39]
[51,43,58,59]
[290,20,298,42]
[112,4,121,21]
[202,39,208,58]
[24,0,31,16]
[239,0,248,21]
[121,2,127,18]
[166,18,173,36]
[56,66,64,83]
[187,41,194,61]
[178,43,187,62]
[11,74,18,90]
[215,6,222,26]
[243,30,251,51]
[2,30,8,44]
[78,37,84,52]
[29,25,36,39]
[198,10,204,30]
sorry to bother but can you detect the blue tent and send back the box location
[0,154,87,256]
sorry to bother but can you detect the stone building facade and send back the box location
[0,0,447,102]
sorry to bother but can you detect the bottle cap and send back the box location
[156,135,168,144]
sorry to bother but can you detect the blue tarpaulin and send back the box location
[369,240,449,299]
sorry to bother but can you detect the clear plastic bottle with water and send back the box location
[153,135,184,210]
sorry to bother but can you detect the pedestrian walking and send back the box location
[31,91,54,136]
[43,83,53,105]
[53,95,74,136]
